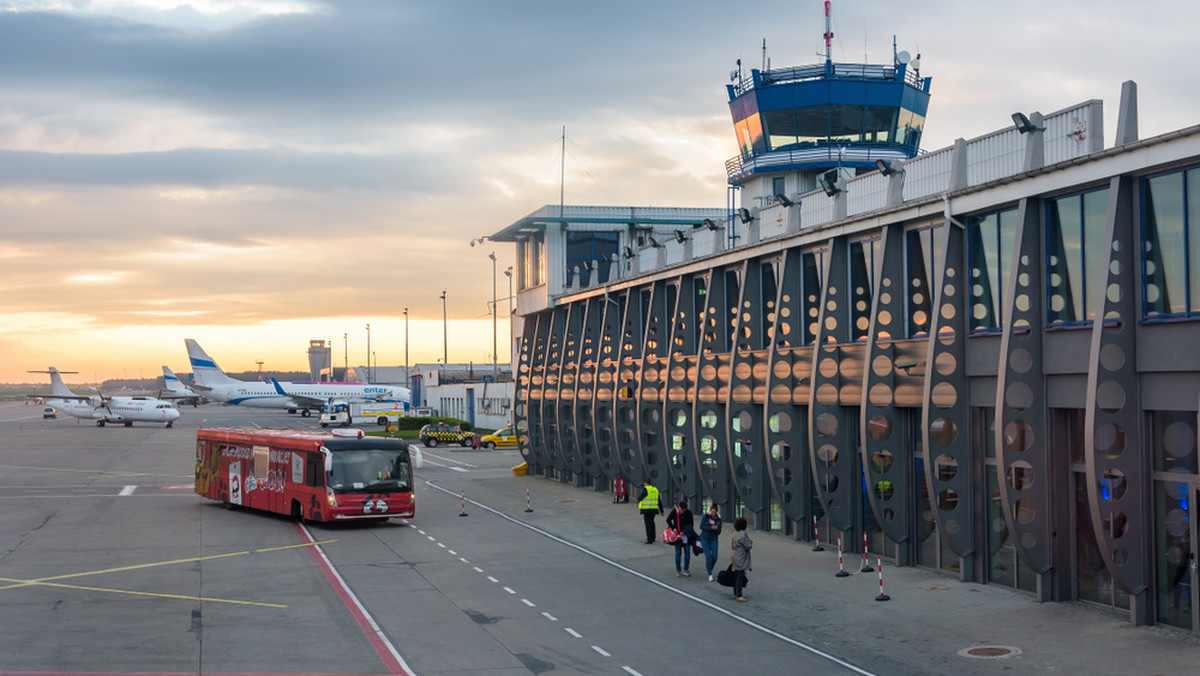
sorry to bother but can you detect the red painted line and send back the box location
[292,522,413,676]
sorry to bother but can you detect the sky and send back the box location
[0,0,1195,384]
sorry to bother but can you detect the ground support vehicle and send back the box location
[419,423,473,447]
[319,401,408,427]
[195,427,415,523]
[479,425,526,448]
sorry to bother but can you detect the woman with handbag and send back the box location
[730,517,752,601]
[665,500,695,577]
[699,503,722,581]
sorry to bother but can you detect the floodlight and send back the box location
[819,175,841,196]
[1011,112,1045,134]
[774,193,793,207]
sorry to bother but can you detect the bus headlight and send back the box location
[326,489,338,507]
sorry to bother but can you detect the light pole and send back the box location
[441,289,448,368]
[343,333,348,382]
[366,323,371,383]
[504,266,514,317]
[489,251,498,382]
[403,306,409,388]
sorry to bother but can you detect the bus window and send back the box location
[328,449,412,492]
[305,453,323,487]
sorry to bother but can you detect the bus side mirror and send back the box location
[321,447,332,472]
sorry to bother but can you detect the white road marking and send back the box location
[521,598,535,607]
[591,646,610,657]
[472,566,483,573]
[565,628,582,638]
[541,611,557,621]
[487,576,499,583]
[459,557,469,564]
[436,542,445,549]
[424,479,879,676]
[502,586,516,594]
[622,667,643,675]
[450,467,468,473]
[118,485,137,496]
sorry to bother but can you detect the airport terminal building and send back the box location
[490,64,1200,632]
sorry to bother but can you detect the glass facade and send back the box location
[565,231,619,287]
[968,208,1018,331]
[1046,188,1110,324]
[906,225,943,338]
[1143,166,1200,316]
[850,237,881,341]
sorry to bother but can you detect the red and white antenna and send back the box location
[823,0,835,63]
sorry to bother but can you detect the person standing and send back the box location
[637,479,663,544]
[730,517,752,601]
[699,503,723,581]
[666,500,695,576]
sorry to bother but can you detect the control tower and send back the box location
[725,3,932,197]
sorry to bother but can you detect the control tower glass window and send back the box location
[566,231,619,286]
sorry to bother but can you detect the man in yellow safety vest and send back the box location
[637,479,664,544]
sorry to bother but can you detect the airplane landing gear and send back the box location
[300,409,311,418]
[96,420,105,427]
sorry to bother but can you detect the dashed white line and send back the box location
[487,576,499,583]
[591,646,610,657]
[426,536,435,541]
[417,529,426,534]
[565,628,582,639]
[118,485,137,496]
[622,667,643,675]
[450,467,469,473]
[436,542,446,549]
[521,598,535,607]
[502,586,516,594]
[541,611,557,621]
[448,550,457,555]
[459,557,469,564]
[472,566,483,573]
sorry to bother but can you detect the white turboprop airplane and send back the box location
[30,368,182,428]
[184,339,410,416]
[160,366,201,407]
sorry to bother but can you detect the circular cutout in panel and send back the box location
[1113,547,1130,566]
[816,383,839,406]
[769,412,792,434]
[939,489,959,511]
[1004,420,1035,453]
[1004,381,1034,411]
[934,453,958,481]
[816,412,839,436]
[668,386,687,402]
[1015,499,1036,524]
[1007,460,1034,490]
[671,408,688,427]
[871,449,894,473]
[735,362,752,380]
[1166,508,1189,537]
[1015,293,1031,312]
[1095,422,1126,459]
[931,382,959,409]
[882,508,895,522]
[1100,343,1125,372]
[732,384,752,404]
[792,361,809,380]
[819,357,839,379]
[1164,421,1196,459]
[821,474,840,493]
[874,480,895,500]
[621,407,635,423]
[700,364,717,381]
[699,410,718,429]
[869,383,894,407]
[1009,348,1034,374]
[935,351,957,376]
[733,411,753,433]
[873,354,894,378]
[698,385,717,404]
[1104,512,1128,539]
[735,462,753,481]
[619,428,635,445]
[774,360,792,379]
[878,310,893,326]
[1097,380,1127,413]
[817,444,839,467]
[1107,282,1122,304]
[771,384,791,405]
[867,415,892,441]
[775,468,792,486]
[1102,469,1128,501]
[1020,532,1037,550]
[930,417,958,447]
[771,442,790,463]
[642,407,661,424]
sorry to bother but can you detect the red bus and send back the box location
[195,427,415,523]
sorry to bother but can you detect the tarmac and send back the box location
[445,462,1200,676]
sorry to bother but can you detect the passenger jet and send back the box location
[30,368,182,427]
[184,339,410,416]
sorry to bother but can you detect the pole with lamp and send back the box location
[441,289,448,368]
[504,265,514,425]
[343,333,348,382]
[403,306,409,392]
[489,251,498,382]
[365,323,371,383]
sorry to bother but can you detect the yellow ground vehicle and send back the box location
[419,423,473,447]
[480,426,525,448]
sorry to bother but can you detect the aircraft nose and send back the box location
[167,408,181,420]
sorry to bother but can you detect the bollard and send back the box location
[835,535,850,577]
[459,490,468,517]
[524,486,533,513]
[812,516,825,552]
[875,555,890,601]
[860,530,874,572]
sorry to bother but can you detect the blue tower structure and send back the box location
[725,14,931,189]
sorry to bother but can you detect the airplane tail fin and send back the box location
[162,366,195,395]
[28,367,79,398]
[184,339,242,386]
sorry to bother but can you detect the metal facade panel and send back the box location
[922,223,976,561]
[695,268,734,505]
[764,249,814,522]
[845,173,888,217]
[594,292,624,480]
[542,306,569,473]
[638,280,673,488]
[526,312,552,470]
[904,146,953,202]
[575,297,603,479]
[994,199,1053,574]
[558,302,585,476]
[728,259,770,513]
[615,286,647,484]
[800,194,835,230]
[968,130,1025,187]
[860,225,911,544]
[809,237,859,532]
[1044,102,1104,165]
[514,312,538,468]
[666,274,702,499]
[1084,175,1148,594]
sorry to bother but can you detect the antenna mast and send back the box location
[823,0,834,64]
[559,126,565,218]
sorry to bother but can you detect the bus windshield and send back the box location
[327,448,412,492]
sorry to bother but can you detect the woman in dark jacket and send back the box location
[730,517,752,601]
[699,503,723,581]
[666,500,695,576]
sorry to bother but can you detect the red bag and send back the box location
[661,526,682,544]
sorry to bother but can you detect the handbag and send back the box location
[661,526,682,545]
